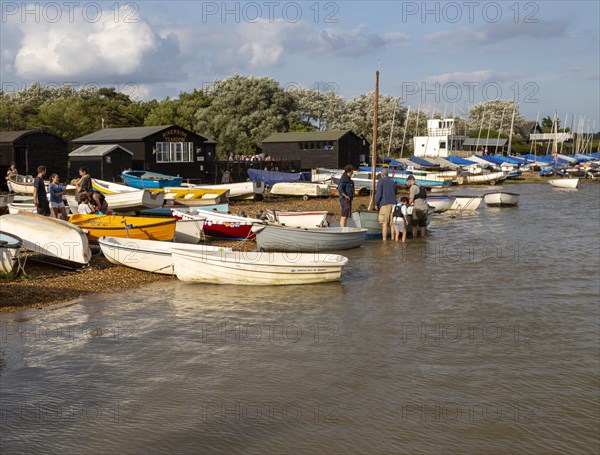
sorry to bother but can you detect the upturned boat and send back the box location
[426,195,456,213]
[69,214,176,242]
[172,249,349,285]
[0,193,15,209]
[450,195,483,211]
[483,192,520,207]
[269,182,330,199]
[549,178,580,189]
[98,236,231,275]
[252,224,367,252]
[122,170,183,189]
[1,212,91,265]
[0,231,23,275]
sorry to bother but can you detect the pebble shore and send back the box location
[1,176,596,313]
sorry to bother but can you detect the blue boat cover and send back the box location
[573,153,593,162]
[480,155,506,165]
[590,152,600,159]
[247,169,310,187]
[409,156,439,167]
[383,158,404,167]
[446,156,477,166]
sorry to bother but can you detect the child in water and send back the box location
[392,197,410,242]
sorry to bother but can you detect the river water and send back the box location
[1,183,599,454]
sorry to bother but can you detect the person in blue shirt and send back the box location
[337,164,355,227]
[375,168,397,240]
[48,173,68,219]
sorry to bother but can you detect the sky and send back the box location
[1,1,599,130]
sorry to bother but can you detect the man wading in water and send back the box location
[337,164,355,228]
[407,175,428,238]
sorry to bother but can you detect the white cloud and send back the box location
[9,4,183,83]
[425,70,516,84]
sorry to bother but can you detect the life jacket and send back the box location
[413,183,427,200]
[393,204,404,218]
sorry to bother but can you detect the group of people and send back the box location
[337,165,428,241]
[73,167,109,215]
[27,165,108,218]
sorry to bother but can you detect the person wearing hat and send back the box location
[407,174,428,238]
[375,168,397,241]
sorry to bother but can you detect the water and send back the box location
[1,184,599,454]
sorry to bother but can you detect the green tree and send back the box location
[468,100,526,139]
[145,89,212,131]
[194,75,297,157]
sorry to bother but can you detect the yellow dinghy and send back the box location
[149,187,229,206]
[69,214,176,242]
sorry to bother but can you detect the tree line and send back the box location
[1,76,550,158]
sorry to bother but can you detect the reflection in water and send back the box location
[1,184,599,454]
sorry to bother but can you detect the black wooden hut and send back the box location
[0,129,68,185]
[72,125,217,183]
[69,144,133,181]
[261,130,369,170]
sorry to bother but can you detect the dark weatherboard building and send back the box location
[72,125,217,183]
[69,144,133,181]
[0,129,69,181]
[261,130,369,170]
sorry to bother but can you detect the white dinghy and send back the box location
[172,249,349,285]
[483,192,520,207]
[0,212,91,265]
[549,178,580,189]
[0,231,23,275]
[98,236,231,275]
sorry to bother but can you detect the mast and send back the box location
[369,70,379,210]
[400,105,410,160]
[507,107,516,155]
[552,111,559,163]
[387,97,397,158]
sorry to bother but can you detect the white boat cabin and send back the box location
[413,119,466,158]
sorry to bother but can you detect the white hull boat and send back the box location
[92,179,138,194]
[66,189,164,213]
[549,178,580,189]
[8,202,37,214]
[261,210,334,228]
[98,236,230,275]
[352,208,434,238]
[175,218,206,244]
[189,181,265,200]
[252,225,367,252]
[0,212,91,265]
[7,174,39,195]
[450,196,483,211]
[269,182,330,198]
[0,231,23,275]
[0,193,15,208]
[172,249,349,285]
[426,196,456,213]
[459,171,507,185]
[483,192,520,207]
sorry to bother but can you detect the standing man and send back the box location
[407,175,428,238]
[33,165,50,216]
[337,164,355,228]
[375,168,397,241]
